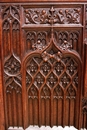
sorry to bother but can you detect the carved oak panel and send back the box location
[0,2,87,130]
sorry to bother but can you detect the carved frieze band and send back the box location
[25,30,80,53]
[24,6,81,24]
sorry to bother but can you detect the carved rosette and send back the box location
[4,55,21,75]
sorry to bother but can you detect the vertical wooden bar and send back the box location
[51,91,53,127]
[0,6,5,130]
[63,95,65,127]
[84,40,87,96]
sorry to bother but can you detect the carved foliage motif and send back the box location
[24,6,81,24]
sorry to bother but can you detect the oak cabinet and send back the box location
[0,1,87,130]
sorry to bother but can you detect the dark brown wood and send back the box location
[0,1,87,130]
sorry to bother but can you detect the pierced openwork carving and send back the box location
[24,6,81,24]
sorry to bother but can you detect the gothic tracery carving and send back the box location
[26,31,47,51]
[60,73,70,88]
[6,81,21,94]
[28,85,38,99]
[34,73,44,88]
[54,85,63,99]
[25,30,80,53]
[47,73,58,88]
[60,40,72,50]
[66,85,76,99]
[4,55,21,75]
[54,62,64,76]
[41,62,51,75]
[41,85,51,99]
[66,59,78,76]
[2,6,20,22]
[26,59,38,75]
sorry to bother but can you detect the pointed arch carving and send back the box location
[23,29,82,128]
